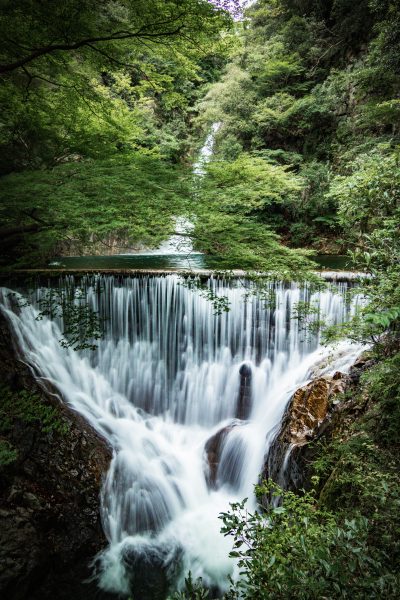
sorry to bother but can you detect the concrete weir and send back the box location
[8,268,367,282]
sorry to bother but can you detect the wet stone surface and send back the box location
[0,312,112,600]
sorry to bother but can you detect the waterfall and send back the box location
[140,217,199,257]
[123,123,221,259]
[0,275,362,596]
[193,122,221,176]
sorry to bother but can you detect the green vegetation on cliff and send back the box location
[197,0,400,252]
[0,386,70,467]
[1,1,400,598]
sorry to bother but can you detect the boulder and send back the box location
[263,372,350,491]
[280,373,348,447]
[122,543,182,600]
[237,363,252,420]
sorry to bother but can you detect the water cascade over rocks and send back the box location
[0,275,363,597]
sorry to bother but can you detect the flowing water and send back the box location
[0,275,363,597]
[114,122,221,260]
[48,253,354,271]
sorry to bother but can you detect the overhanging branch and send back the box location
[0,24,185,74]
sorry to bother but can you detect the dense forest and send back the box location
[1,0,400,598]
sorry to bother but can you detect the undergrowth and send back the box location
[0,386,69,466]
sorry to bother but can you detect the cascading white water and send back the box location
[0,276,363,596]
[193,122,221,176]
[122,123,221,260]
[136,217,199,256]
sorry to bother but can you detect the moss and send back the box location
[0,439,18,466]
[311,352,400,575]
[0,386,70,437]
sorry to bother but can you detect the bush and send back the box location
[0,386,68,436]
[220,481,399,599]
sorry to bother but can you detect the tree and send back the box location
[326,148,400,351]
[0,153,191,267]
[0,0,234,173]
[0,1,231,75]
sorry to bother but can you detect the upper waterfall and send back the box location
[0,275,363,597]
[122,123,221,259]
[193,122,221,176]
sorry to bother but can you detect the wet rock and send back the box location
[0,311,112,600]
[348,355,375,385]
[237,363,252,420]
[284,378,328,445]
[122,543,182,600]
[263,372,350,491]
[282,373,350,447]
[269,355,376,494]
[204,420,242,488]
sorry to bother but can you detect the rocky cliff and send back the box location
[263,356,374,493]
[0,310,112,600]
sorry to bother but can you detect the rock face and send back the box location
[264,372,349,491]
[280,373,348,447]
[0,311,112,600]
[263,357,375,493]
[57,233,145,257]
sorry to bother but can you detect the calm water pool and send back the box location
[50,254,353,271]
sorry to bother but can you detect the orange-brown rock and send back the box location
[263,358,371,495]
[280,372,349,447]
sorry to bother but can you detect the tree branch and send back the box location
[0,24,185,74]
[85,43,157,89]
[0,223,44,239]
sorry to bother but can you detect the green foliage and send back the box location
[310,352,400,582]
[187,150,318,277]
[36,287,104,351]
[331,149,400,239]
[1,0,237,271]
[0,153,190,267]
[326,148,400,347]
[169,572,210,600]
[191,212,315,278]
[291,299,325,333]
[0,440,18,466]
[197,0,400,255]
[199,153,303,214]
[9,280,104,350]
[180,278,231,315]
[220,480,399,599]
[0,0,234,173]
[0,386,69,436]
[362,352,400,447]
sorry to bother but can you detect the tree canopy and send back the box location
[1,2,400,598]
